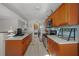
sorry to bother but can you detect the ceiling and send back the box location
[1,3,62,24]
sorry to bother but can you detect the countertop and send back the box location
[47,35,79,44]
[6,33,31,40]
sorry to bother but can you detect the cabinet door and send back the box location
[47,38,60,56]
[58,4,67,26]
[78,44,79,55]
[26,35,32,45]
[24,34,32,53]
[66,4,79,25]
[52,4,67,26]
[58,44,78,56]
[48,38,52,55]
[23,37,27,53]
[48,38,55,55]
[5,40,23,56]
[49,3,79,26]
[53,42,59,56]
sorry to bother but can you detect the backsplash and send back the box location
[50,25,79,38]
[60,25,79,38]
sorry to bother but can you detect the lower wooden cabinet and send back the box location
[5,40,23,56]
[5,34,32,56]
[47,38,53,55]
[47,38,59,55]
[23,34,32,54]
[57,44,79,56]
[47,37,79,56]
[78,44,79,55]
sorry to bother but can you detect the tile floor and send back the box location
[24,34,49,56]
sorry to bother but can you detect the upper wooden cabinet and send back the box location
[66,4,79,25]
[46,3,79,27]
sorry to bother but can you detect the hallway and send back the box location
[24,34,49,56]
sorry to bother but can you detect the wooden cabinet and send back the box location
[47,38,59,55]
[52,4,67,26]
[47,38,53,55]
[5,34,32,56]
[46,3,79,27]
[47,37,79,56]
[23,34,32,54]
[78,43,79,55]
[5,40,23,56]
[65,4,79,25]
[57,44,79,56]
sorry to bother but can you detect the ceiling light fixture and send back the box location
[35,6,40,10]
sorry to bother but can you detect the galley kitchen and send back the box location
[0,3,79,56]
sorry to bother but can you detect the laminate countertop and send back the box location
[6,33,31,40]
[47,35,79,44]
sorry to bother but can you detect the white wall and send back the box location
[0,4,26,32]
[0,3,62,32]
[0,33,6,56]
[0,33,4,56]
[0,18,18,32]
